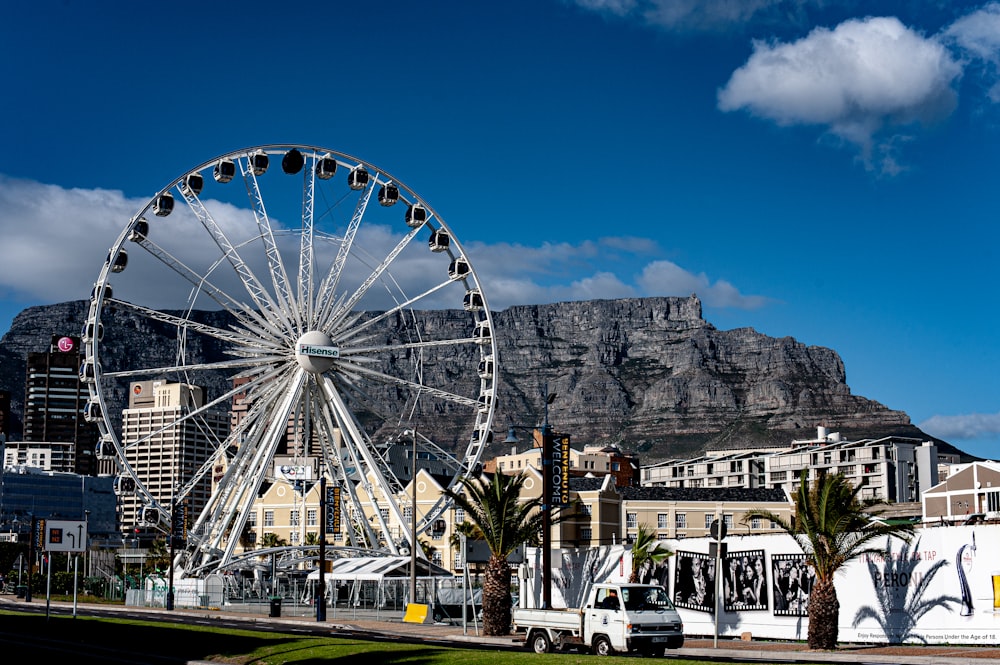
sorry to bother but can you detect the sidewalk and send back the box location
[5,595,1000,664]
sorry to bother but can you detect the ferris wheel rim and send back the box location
[81,143,499,570]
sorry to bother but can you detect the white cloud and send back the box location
[945,2,1000,63]
[944,2,1000,102]
[636,260,770,309]
[718,16,962,172]
[0,177,769,317]
[919,411,1000,441]
[571,0,794,31]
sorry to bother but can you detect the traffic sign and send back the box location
[43,520,88,552]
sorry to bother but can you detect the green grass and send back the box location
[0,609,751,664]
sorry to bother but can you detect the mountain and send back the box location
[0,295,965,463]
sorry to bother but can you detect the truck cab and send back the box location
[585,584,684,655]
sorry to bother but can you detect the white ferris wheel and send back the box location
[80,145,498,577]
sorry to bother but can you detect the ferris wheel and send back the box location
[81,145,498,576]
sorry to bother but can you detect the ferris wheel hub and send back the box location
[295,330,339,374]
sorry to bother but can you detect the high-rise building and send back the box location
[22,335,98,475]
[119,380,229,540]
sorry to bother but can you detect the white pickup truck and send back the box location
[511,583,684,656]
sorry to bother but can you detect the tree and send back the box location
[443,471,559,636]
[745,470,913,650]
[629,523,672,583]
[147,538,170,574]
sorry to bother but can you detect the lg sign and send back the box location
[57,336,75,352]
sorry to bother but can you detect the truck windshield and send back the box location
[622,586,675,611]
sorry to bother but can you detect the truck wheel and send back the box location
[592,635,614,656]
[529,631,551,654]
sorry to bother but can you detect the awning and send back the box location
[306,556,453,581]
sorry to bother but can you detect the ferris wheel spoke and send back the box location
[321,224,424,331]
[341,336,479,357]
[105,298,283,352]
[102,356,284,381]
[176,178,294,334]
[333,360,480,411]
[240,162,301,332]
[299,156,318,326]
[129,233,279,337]
[331,277,456,344]
[312,177,376,329]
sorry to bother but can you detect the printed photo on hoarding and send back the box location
[722,549,769,612]
[771,553,813,616]
[673,550,715,612]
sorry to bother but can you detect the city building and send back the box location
[2,439,77,472]
[22,335,98,475]
[0,467,118,546]
[119,380,229,540]
[921,461,1000,524]
[619,485,793,541]
[488,431,640,488]
[641,427,952,503]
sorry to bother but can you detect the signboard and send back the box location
[43,520,88,553]
[550,432,571,506]
[325,485,341,534]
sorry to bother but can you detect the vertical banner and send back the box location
[325,484,341,534]
[673,550,716,612]
[771,553,811,616]
[551,432,571,506]
[722,549,769,611]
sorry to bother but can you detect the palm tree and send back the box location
[746,470,913,650]
[443,471,555,636]
[629,523,673,583]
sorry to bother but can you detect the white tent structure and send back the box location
[307,556,474,621]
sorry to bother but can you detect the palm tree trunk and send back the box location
[807,576,840,650]
[482,555,512,636]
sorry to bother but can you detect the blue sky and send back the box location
[2,0,1000,460]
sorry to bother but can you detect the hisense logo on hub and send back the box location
[298,344,339,358]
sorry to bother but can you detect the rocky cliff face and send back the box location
[0,295,946,463]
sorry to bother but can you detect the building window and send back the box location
[581,527,593,542]
[307,509,317,526]
[247,511,257,527]
[657,513,668,530]
[987,491,1000,513]
[580,504,592,516]
[750,516,762,530]
[290,530,299,543]
[675,513,686,529]
[290,510,300,527]
[704,514,714,529]
[403,506,413,522]
[723,513,734,528]
[264,510,274,527]
[625,512,637,529]
[455,507,465,524]
[432,552,443,566]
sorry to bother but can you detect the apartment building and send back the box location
[119,380,229,538]
[642,428,950,503]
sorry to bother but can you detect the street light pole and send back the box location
[409,428,418,608]
[317,476,326,622]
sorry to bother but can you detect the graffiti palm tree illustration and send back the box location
[851,538,959,644]
[957,531,977,616]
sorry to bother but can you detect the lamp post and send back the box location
[317,476,326,622]
[504,387,557,609]
[407,428,418,609]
